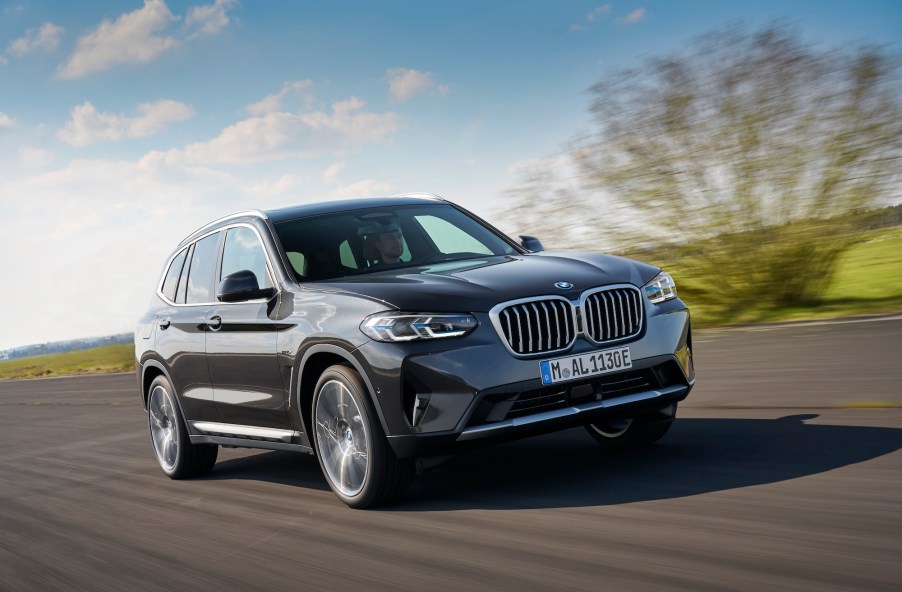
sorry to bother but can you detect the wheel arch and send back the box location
[138,360,192,429]
[296,344,388,442]
[140,359,171,409]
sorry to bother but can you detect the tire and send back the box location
[585,411,674,450]
[147,375,218,479]
[312,365,414,508]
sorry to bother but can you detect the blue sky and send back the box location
[0,0,900,349]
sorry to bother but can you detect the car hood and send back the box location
[309,252,660,312]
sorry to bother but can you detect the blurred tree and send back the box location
[513,26,901,316]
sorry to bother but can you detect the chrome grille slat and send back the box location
[512,307,523,353]
[530,302,542,351]
[601,293,613,341]
[617,291,626,338]
[540,301,552,352]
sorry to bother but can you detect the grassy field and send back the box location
[1,226,900,380]
[0,344,135,380]
[680,225,902,325]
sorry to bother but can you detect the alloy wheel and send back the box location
[314,379,369,497]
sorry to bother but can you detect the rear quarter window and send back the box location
[185,233,221,304]
[161,249,187,302]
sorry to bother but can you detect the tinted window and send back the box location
[414,215,493,255]
[185,233,220,304]
[161,249,187,302]
[176,244,193,304]
[220,226,273,289]
[274,204,517,281]
[287,252,306,276]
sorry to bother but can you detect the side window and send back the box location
[414,215,493,255]
[176,244,193,304]
[220,227,273,289]
[287,252,306,277]
[161,249,187,302]
[185,233,220,304]
[339,240,358,269]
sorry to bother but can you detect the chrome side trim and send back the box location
[456,384,687,442]
[391,192,446,202]
[189,435,312,453]
[190,421,299,443]
[180,210,269,247]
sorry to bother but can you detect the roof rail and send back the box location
[391,192,447,201]
[180,210,268,246]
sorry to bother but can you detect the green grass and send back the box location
[825,226,902,301]
[688,226,902,326]
[0,344,135,380]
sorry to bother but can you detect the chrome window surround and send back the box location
[179,210,268,248]
[489,295,579,358]
[578,284,646,347]
[156,222,279,308]
[391,192,447,202]
[489,284,647,358]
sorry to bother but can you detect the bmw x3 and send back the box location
[135,193,694,508]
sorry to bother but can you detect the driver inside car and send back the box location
[369,221,404,265]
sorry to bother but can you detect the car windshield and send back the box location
[274,204,520,281]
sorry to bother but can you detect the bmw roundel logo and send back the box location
[554,281,573,290]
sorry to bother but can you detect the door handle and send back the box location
[159,318,171,330]
[207,316,222,331]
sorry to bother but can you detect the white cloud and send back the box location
[18,147,54,169]
[587,5,612,21]
[618,8,647,24]
[8,22,64,56]
[0,156,248,350]
[0,55,6,65]
[245,80,313,115]
[323,161,346,183]
[333,179,393,198]
[152,97,397,166]
[245,173,305,200]
[0,112,14,128]
[185,0,237,39]
[386,68,448,102]
[58,100,195,147]
[57,0,178,79]
[3,5,24,16]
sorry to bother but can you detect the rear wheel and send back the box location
[147,375,218,478]
[312,365,413,508]
[585,407,676,450]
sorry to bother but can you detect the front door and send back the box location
[206,225,290,429]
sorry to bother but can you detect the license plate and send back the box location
[540,346,632,385]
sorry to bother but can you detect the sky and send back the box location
[0,0,900,350]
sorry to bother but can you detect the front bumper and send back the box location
[355,299,694,459]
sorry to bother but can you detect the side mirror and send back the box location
[217,270,275,303]
[519,235,544,252]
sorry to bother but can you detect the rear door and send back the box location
[206,225,289,429]
[155,233,222,422]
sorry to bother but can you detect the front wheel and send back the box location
[312,365,413,508]
[147,375,218,478]
[585,407,676,450]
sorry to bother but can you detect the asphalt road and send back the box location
[1,317,900,591]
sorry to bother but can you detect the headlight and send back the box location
[643,271,677,304]
[360,313,478,342]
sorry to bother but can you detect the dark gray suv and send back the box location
[135,194,694,508]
